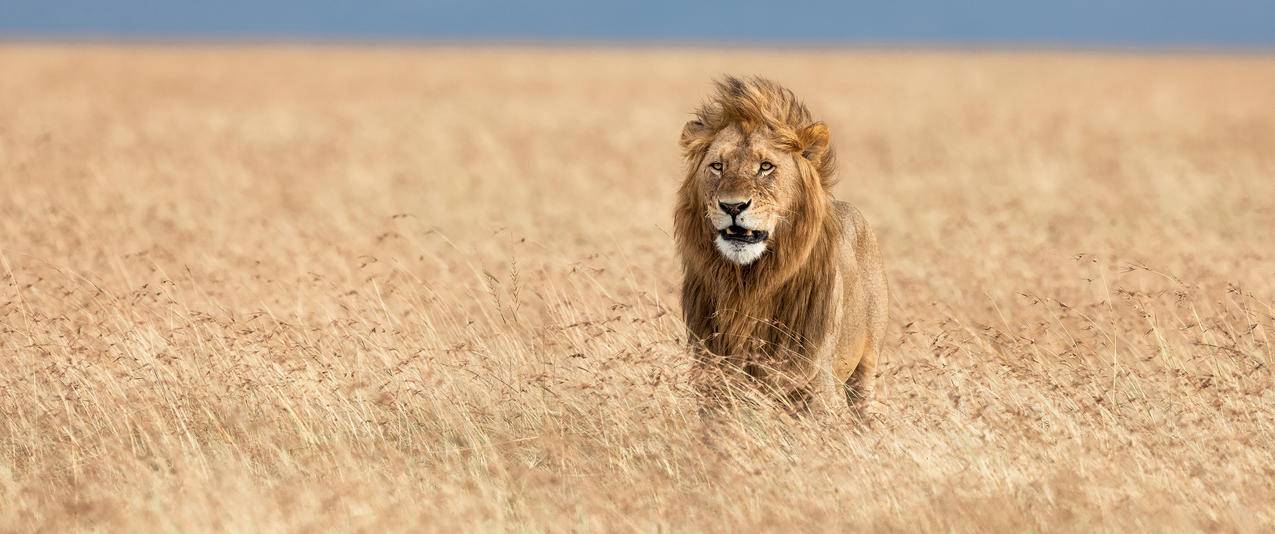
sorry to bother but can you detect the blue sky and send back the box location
[3,1,1273,47]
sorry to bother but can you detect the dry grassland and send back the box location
[1,45,1273,532]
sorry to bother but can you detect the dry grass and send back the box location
[1,45,1273,532]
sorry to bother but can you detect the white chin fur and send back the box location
[714,236,767,265]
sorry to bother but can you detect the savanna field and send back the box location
[1,46,1273,532]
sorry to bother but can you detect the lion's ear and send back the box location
[680,119,712,154]
[798,122,830,164]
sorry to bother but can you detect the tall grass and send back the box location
[1,46,1272,531]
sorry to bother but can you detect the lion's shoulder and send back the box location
[832,199,883,272]
[832,200,867,244]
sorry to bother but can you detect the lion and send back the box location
[674,76,888,413]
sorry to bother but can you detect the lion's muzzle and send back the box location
[719,225,769,244]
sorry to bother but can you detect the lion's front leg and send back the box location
[785,369,842,414]
[745,352,841,415]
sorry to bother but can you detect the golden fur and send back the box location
[675,76,889,412]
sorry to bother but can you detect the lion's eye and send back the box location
[759,162,774,172]
[709,162,723,172]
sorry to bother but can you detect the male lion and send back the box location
[675,76,888,413]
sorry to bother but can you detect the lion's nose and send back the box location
[718,200,751,217]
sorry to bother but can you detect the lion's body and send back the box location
[675,77,888,411]
[828,201,889,406]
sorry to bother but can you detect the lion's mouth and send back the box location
[719,225,769,244]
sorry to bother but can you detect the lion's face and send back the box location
[694,125,802,265]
